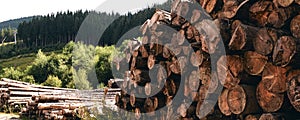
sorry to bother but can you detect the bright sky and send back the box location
[0,0,166,22]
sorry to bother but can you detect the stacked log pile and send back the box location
[0,78,121,119]
[115,0,300,119]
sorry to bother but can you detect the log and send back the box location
[291,15,300,39]
[256,80,284,112]
[169,57,181,74]
[217,55,243,89]
[272,36,296,67]
[296,0,300,5]
[131,56,148,70]
[218,0,249,19]
[144,98,155,116]
[172,30,185,46]
[227,85,246,115]
[262,63,289,93]
[218,89,232,116]
[190,50,203,67]
[178,56,188,73]
[229,20,259,51]
[253,28,275,56]
[191,9,202,24]
[287,70,300,112]
[135,108,141,119]
[194,19,221,54]
[197,0,218,13]
[250,1,298,28]
[245,114,260,120]
[188,70,201,92]
[276,0,294,7]
[132,69,151,85]
[243,51,268,75]
[259,113,283,120]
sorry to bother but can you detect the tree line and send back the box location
[0,42,115,89]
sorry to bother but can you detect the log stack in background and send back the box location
[0,78,121,119]
[115,0,300,119]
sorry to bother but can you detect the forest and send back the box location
[0,1,174,88]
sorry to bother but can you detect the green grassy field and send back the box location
[0,50,62,70]
[0,56,35,70]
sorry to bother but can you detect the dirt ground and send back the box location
[0,113,20,120]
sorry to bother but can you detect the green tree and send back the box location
[26,50,49,83]
[0,67,24,80]
[22,75,35,84]
[73,68,91,90]
[42,75,62,87]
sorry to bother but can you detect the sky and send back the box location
[0,0,166,22]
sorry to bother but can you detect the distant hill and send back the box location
[0,16,35,29]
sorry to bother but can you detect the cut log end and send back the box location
[227,85,246,115]
[244,51,268,75]
[257,80,284,112]
[287,70,300,112]
[277,0,294,7]
[291,15,300,39]
[218,89,232,116]
[272,36,296,67]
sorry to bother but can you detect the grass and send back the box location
[0,56,35,70]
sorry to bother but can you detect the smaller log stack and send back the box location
[115,0,300,119]
[0,78,121,119]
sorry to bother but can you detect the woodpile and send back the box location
[115,0,300,119]
[0,78,121,119]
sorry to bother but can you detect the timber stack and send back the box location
[0,78,121,119]
[115,0,300,119]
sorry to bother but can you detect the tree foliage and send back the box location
[42,75,62,87]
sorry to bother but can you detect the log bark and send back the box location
[250,1,299,28]
[243,51,268,75]
[256,80,284,112]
